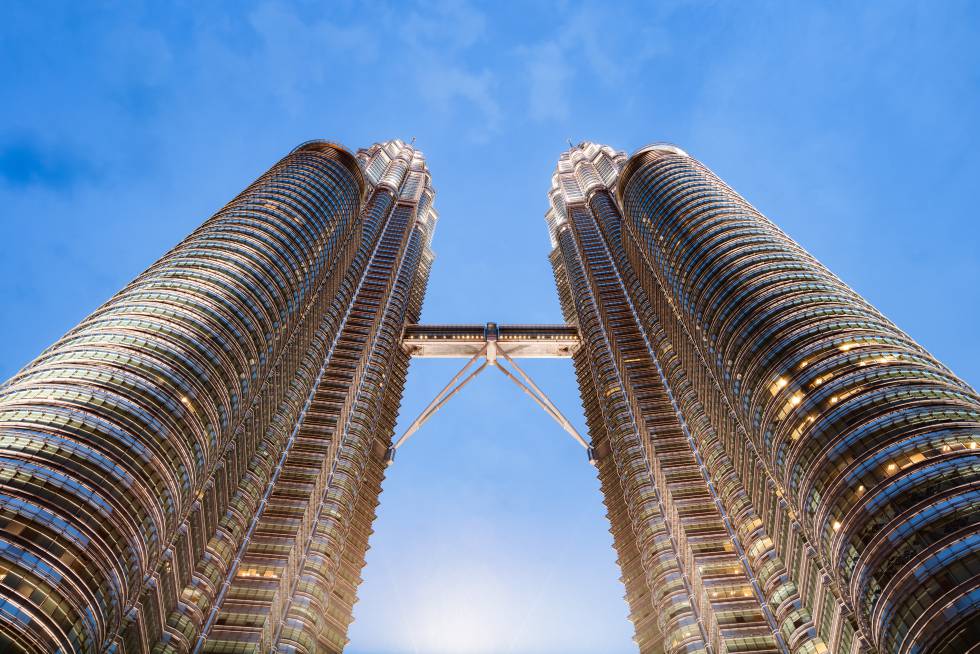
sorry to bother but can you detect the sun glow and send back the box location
[393,567,520,653]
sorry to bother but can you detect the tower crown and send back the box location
[544,141,626,247]
[357,139,438,233]
[615,142,688,205]
[292,139,367,201]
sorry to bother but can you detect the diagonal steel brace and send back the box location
[494,346,589,450]
[387,344,595,466]
[386,346,488,465]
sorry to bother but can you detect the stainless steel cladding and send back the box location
[0,139,437,654]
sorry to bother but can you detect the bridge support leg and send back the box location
[388,346,488,466]
[388,343,594,466]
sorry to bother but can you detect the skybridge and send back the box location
[390,322,594,465]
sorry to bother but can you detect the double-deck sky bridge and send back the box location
[389,323,593,465]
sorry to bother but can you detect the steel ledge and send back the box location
[616,142,689,206]
[292,139,367,202]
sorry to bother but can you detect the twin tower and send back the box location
[0,139,977,654]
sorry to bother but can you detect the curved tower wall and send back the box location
[548,144,787,654]
[616,147,980,653]
[549,142,980,654]
[0,139,437,654]
[200,140,437,654]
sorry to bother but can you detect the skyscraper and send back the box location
[0,139,437,654]
[2,136,978,654]
[547,143,980,654]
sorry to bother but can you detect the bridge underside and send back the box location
[402,323,579,358]
[391,323,591,464]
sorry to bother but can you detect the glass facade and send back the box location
[0,139,437,654]
[1,135,976,654]
[548,142,980,653]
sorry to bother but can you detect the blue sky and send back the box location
[2,2,979,652]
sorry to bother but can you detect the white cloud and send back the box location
[388,0,502,141]
[517,2,672,124]
[403,0,488,50]
[418,61,501,141]
[522,41,571,122]
[176,0,504,141]
[246,2,379,114]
